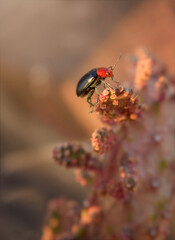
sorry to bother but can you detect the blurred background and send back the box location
[0,0,175,240]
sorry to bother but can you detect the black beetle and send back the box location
[76,54,122,110]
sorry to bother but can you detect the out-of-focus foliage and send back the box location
[41,49,175,240]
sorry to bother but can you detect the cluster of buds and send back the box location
[91,128,117,154]
[135,56,152,90]
[109,182,125,200]
[41,199,80,240]
[53,143,100,171]
[134,47,152,90]
[42,49,175,240]
[155,75,168,102]
[95,178,126,200]
[119,156,137,191]
[95,87,142,125]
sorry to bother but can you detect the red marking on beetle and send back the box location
[96,67,114,79]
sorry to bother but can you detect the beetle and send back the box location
[76,54,122,110]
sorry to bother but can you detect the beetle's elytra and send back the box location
[76,69,98,97]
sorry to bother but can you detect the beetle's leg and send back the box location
[94,85,101,108]
[111,77,119,84]
[101,80,107,88]
[95,86,100,95]
[87,89,95,110]
[95,94,99,105]
[101,80,114,90]
[89,105,95,113]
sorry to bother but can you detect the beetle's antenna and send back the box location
[111,53,122,70]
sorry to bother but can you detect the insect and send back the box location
[76,54,122,111]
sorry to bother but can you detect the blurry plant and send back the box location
[41,49,175,240]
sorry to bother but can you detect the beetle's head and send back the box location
[97,67,113,79]
[106,67,114,78]
[97,54,122,79]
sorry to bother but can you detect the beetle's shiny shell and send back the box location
[76,68,98,97]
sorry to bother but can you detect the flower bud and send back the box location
[91,128,117,154]
[95,87,142,126]
[53,143,100,170]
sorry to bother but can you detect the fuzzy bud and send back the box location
[95,87,142,126]
[109,182,125,200]
[120,157,137,191]
[41,199,80,240]
[155,75,168,102]
[53,143,100,171]
[91,128,117,154]
[134,47,152,90]
[135,57,152,90]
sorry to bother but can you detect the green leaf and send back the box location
[159,158,168,173]
[76,228,86,239]
[157,200,164,211]
[106,225,113,235]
